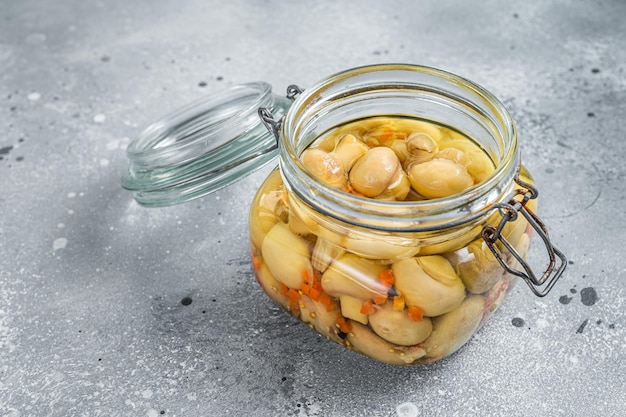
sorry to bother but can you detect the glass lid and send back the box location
[121,82,291,207]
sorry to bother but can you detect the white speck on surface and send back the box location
[67,192,76,198]
[94,114,106,123]
[27,92,41,101]
[536,318,550,329]
[57,223,65,228]
[106,140,119,150]
[99,158,110,167]
[141,389,153,399]
[147,409,158,417]
[396,402,419,417]
[53,237,68,253]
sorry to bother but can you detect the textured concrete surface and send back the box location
[1,1,625,416]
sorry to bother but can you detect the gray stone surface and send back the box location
[1,0,625,416]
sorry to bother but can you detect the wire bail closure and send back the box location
[481,173,567,297]
[258,84,304,141]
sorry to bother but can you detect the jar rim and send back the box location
[280,63,520,231]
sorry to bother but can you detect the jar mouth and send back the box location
[280,64,520,232]
[122,82,290,207]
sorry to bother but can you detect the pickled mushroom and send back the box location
[321,253,388,300]
[339,295,369,325]
[347,322,427,365]
[253,261,290,308]
[435,147,471,167]
[408,158,474,199]
[338,231,420,261]
[368,301,433,346]
[439,138,495,184]
[311,237,345,273]
[248,169,285,249]
[301,148,347,189]
[300,294,343,343]
[421,295,485,359]
[349,147,403,198]
[332,134,369,171]
[392,255,465,317]
[261,222,312,289]
[450,239,505,294]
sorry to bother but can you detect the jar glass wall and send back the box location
[249,64,536,365]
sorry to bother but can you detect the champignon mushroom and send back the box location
[368,301,433,346]
[300,294,343,343]
[449,239,505,294]
[321,253,388,300]
[254,262,290,309]
[332,134,369,172]
[439,139,495,184]
[301,148,347,189]
[249,169,285,250]
[408,158,474,199]
[392,255,465,317]
[421,295,485,359]
[261,222,312,289]
[339,295,369,325]
[349,147,402,198]
[347,322,427,365]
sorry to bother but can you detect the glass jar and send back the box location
[123,64,566,366]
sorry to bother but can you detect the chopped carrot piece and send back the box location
[373,295,387,305]
[309,286,321,302]
[287,288,301,301]
[393,295,405,311]
[302,270,311,284]
[360,300,376,315]
[279,282,289,295]
[336,317,352,333]
[378,269,395,288]
[408,305,425,322]
[318,293,331,306]
[301,283,311,296]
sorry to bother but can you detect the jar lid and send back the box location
[121,82,291,207]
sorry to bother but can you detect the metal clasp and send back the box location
[481,173,567,297]
[258,84,303,141]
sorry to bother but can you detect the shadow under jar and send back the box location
[122,64,566,366]
[251,64,566,365]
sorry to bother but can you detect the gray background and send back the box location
[1,0,625,416]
